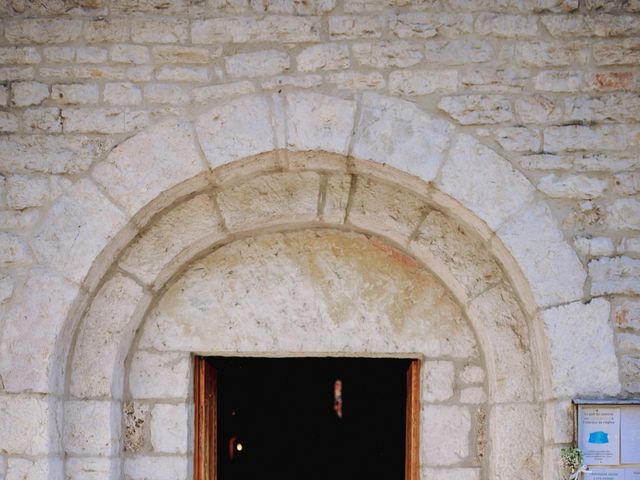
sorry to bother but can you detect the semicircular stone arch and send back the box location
[0,92,618,480]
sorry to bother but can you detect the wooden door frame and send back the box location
[193,356,421,480]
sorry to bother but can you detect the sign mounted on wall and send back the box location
[574,400,640,480]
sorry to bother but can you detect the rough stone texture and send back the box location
[225,50,290,78]
[124,456,188,480]
[438,95,513,124]
[607,198,640,230]
[423,361,455,402]
[70,274,147,399]
[352,93,452,180]
[196,95,274,168]
[0,270,78,393]
[389,69,458,96]
[64,400,119,456]
[30,179,127,282]
[491,404,542,480]
[498,202,587,307]
[348,177,428,243]
[6,458,62,480]
[286,92,356,154]
[65,458,120,480]
[139,230,478,359]
[93,121,205,216]
[129,351,191,399]
[438,134,535,231]
[123,401,150,454]
[422,405,471,465]
[0,395,54,455]
[119,195,224,285]
[590,256,640,295]
[217,172,320,231]
[543,299,621,396]
[537,174,608,199]
[150,404,189,454]
[297,44,350,72]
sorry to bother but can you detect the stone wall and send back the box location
[0,1,638,479]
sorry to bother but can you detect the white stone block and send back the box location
[538,174,608,199]
[286,92,356,154]
[150,404,189,454]
[94,121,205,216]
[70,274,147,399]
[590,256,640,295]
[0,395,53,455]
[11,81,49,107]
[297,44,349,72]
[543,298,621,396]
[353,93,452,181]
[119,195,225,286]
[460,365,485,384]
[607,198,640,230]
[0,270,78,393]
[31,179,127,283]
[0,232,32,268]
[421,468,480,480]
[491,404,542,480]
[64,400,119,456]
[438,134,534,231]
[65,457,120,480]
[497,202,586,307]
[423,361,455,402]
[196,95,274,169]
[225,50,290,78]
[124,456,188,480]
[422,405,470,465]
[6,457,62,480]
[129,351,191,399]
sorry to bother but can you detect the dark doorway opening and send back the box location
[196,356,418,480]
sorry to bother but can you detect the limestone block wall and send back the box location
[0,1,638,479]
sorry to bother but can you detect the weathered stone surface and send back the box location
[6,174,70,209]
[620,237,640,256]
[152,46,214,64]
[422,405,470,465]
[65,458,120,480]
[438,95,513,124]
[0,274,14,305]
[353,93,452,180]
[411,210,503,299]
[621,354,640,393]
[322,173,351,223]
[538,174,608,199]
[491,404,542,480]
[607,198,640,230]
[6,457,62,480]
[328,15,383,39]
[150,404,188,453]
[196,95,274,168]
[129,351,191,399]
[348,177,427,242]
[94,121,204,215]
[590,256,640,295]
[31,179,127,282]
[515,95,562,123]
[326,71,385,90]
[614,171,640,195]
[124,401,150,453]
[0,395,53,455]
[5,18,82,44]
[0,232,32,267]
[614,299,640,331]
[543,299,621,396]
[498,202,586,307]
[297,44,349,72]
[542,14,640,37]
[460,67,529,93]
[225,50,290,78]
[124,456,188,480]
[494,126,541,152]
[143,84,190,105]
[110,45,149,65]
[390,13,473,38]
[120,195,224,285]
[460,387,486,403]
[139,230,477,359]
[286,92,356,153]
[515,41,589,67]
[0,47,41,64]
[11,81,49,107]
[423,361,455,402]
[422,468,480,480]
[51,84,99,105]
[70,274,146,399]
[262,75,323,90]
[535,70,583,92]
[192,16,321,44]
[460,365,485,384]
[193,81,255,102]
[475,13,537,37]
[103,82,142,105]
[588,71,636,91]
[65,400,119,456]
[544,125,626,152]
[156,65,208,82]
[352,42,423,68]
[565,93,640,123]
[130,19,188,44]
[0,135,109,175]
[594,39,640,65]
[468,285,534,402]
[389,70,458,96]
[574,236,615,257]
[424,39,493,65]
[438,134,534,230]
[218,172,320,231]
